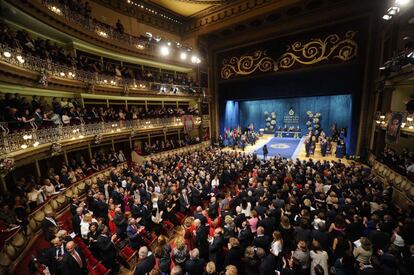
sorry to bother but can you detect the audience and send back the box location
[5,146,414,275]
[0,93,199,131]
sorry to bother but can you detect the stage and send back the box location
[223,134,350,164]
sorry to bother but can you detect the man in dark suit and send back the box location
[47,237,66,275]
[126,217,144,250]
[134,246,155,275]
[71,207,83,236]
[42,211,58,241]
[185,248,206,275]
[209,228,224,270]
[61,241,87,275]
[179,189,191,214]
[252,226,271,250]
[94,194,109,224]
[96,224,119,273]
[208,196,219,220]
[195,219,209,260]
[233,206,246,229]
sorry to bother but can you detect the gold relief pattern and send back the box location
[221,51,276,80]
[277,31,358,69]
[220,31,358,80]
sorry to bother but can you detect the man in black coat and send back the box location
[71,207,83,236]
[233,206,246,229]
[94,194,109,224]
[47,237,66,275]
[185,248,206,275]
[61,241,87,275]
[195,219,209,260]
[134,246,155,275]
[179,189,191,214]
[209,228,224,270]
[252,226,271,250]
[96,225,119,273]
[42,211,58,241]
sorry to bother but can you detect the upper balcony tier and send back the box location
[3,0,204,67]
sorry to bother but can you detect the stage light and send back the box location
[396,0,410,6]
[154,36,161,42]
[167,41,171,46]
[191,55,201,64]
[60,72,65,77]
[160,46,170,56]
[145,32,153,39]
[33,141,39,147]
[3,51,11,58]
[387,7,400,15]
[104,79,108,84]
[383,14,393,20]
[180,52,187,60]
[136,43,145,50]
[16,55,24,63]
[98,31,108,38]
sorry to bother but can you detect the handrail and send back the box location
[0,163,126,274]
[0,44,203,94]
[368,153,414,203]
[0,116,202,155]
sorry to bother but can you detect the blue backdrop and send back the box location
[223,94,353,152]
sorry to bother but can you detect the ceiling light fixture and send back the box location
[383,14,392,20]
[387,6,400,15]
[160,46,170,56]
[180,52,187,60]
[396,0,410,6]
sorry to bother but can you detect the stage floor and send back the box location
[223,134,350,164]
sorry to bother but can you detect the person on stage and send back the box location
[320,138,327,157]
[263,145,268,161]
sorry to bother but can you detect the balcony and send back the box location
[6,0,203,66]
[0,44,204,96]
[0,116,202,158]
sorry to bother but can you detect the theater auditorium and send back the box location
[0,0,413,274]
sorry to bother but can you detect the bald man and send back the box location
[61,241,87,275]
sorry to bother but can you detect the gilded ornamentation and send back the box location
[277,31,358,70]
[220,31,358,80]
[221,50,276,80]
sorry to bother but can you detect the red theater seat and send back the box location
[94,262,110,274]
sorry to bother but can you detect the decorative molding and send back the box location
[220,31,358,80]
[221,50,276,80]
[278,31,358,69]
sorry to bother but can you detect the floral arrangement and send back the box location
[306,111,322,131]
[264,111,276,133]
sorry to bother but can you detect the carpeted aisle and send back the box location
[256,137,302,159]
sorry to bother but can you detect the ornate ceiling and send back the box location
[147,0,229,17]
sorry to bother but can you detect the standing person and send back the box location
[96,225,119,274]
[61,241,87,275]
[310,240,329,275]
[262,144,268,161]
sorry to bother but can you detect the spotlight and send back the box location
[167,41,171,46]
[16,55,24,63]
[180,52,187,60]
[191,55,201,64]
[104,79,108,83]
[396,0,410,6]
[160,46,170,56]
[3,51,11,58]
[383,14,392,20]
[387,7,400,15]
[60,72,65,77]
[136,43,145,50]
